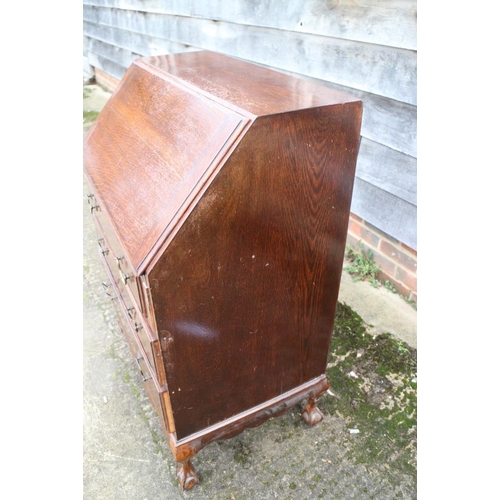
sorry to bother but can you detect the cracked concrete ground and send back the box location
[83,84,417,499]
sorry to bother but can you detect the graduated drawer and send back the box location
[87,190,143,312]
[111,288,166,427]
[96,229,160,375]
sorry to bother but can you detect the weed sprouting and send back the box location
[344,242,380,287]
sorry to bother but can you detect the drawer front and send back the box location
[135,350,165,426]
[88,190,144,313]
[104,270,166,425]
[98,243,158,373]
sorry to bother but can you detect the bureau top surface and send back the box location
[138,51,358,116]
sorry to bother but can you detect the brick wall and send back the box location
[94,68,120,93]
[347,214,417,303]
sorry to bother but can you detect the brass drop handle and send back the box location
[87,193,100,213]
[97,238,109,255]
[101,282,116,300]
[135,355,151,382]
[116,256,130,285]
[126,307,135,320]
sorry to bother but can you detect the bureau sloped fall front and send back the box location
[83,51,362,491]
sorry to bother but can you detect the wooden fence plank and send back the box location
[82,0,417,50]
[83,7,416,104]
[357,138,417,206]
[351,178,417,250]
[268,66,417,157]
[88,51,127,80]
[88,38,141,70]
[83,21,200,64]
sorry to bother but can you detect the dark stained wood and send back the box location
[302,397,325,426]
[83,51,362,490]
[139,51,360,116]
[176,460,199,491]
[168,375,330,463]
[84,62,246,272]
[150,103,362,440]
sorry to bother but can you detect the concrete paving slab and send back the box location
[338,270,417,349]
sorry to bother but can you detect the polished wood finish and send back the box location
[176,460,199,491]
[302,397,325,427]
[84,51,362,490]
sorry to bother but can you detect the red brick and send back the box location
[364,220,399,246]
[348,223,380,249]
[346,233,360,250]
[348,218,363,237]
[380,240,417,273]
[395,266,417,292]
[350,212,363,223]
[361,225,380,249]
[378,270,411,297]
[401,242,417,257]
[95,68,120,92]
[371,248,396,276]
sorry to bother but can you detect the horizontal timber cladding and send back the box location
[262,65,416,158]
[351,178,417,251]
[82,0,416,50]
[83,21,200,63]
[83,6,416,105]
[87,37,141,70]
[83,1,417,251]
[88,52,126,81]
[357,138,416,207]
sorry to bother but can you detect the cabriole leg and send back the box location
[176,459,199,491]
[301,396,324,426]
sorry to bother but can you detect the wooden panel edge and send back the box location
[168,375,329,462]
[141,114,253,275]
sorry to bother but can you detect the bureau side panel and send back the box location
[150,102,362,440]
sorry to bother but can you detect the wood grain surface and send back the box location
[149,102,362,439]
[84,53,363,481]
[84,61,244,271]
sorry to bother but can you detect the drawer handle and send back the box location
[135,355,151,382]
[126,308,142,333]
[87,193,100,213]
[116,257,130,285]
[101,282,116,300]
[97,238,109,255]
[126,307,134,320]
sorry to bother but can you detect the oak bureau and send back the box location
[83,51,362,490]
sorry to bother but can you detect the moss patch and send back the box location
[323,302,417,479]
[232,439,252,467]
[83,110,100,123]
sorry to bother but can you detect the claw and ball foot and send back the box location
[176,459,199,491]
[302,397,324,426]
